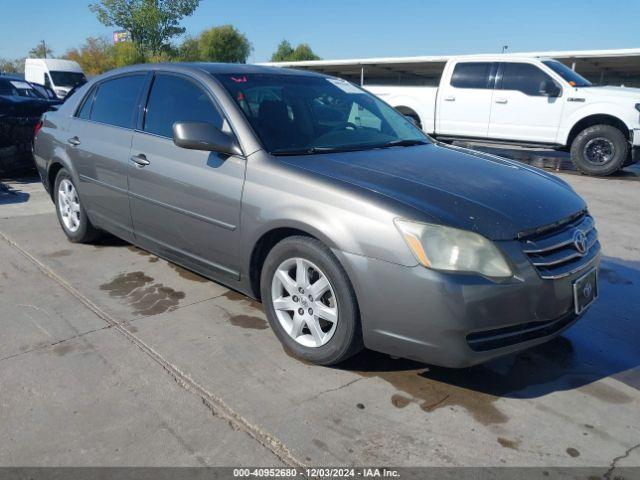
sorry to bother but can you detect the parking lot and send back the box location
[0,153,639,470]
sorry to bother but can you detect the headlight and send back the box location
[55,89,67,98]
[394,219,513,278]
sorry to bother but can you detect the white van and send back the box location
[24,59,87,99]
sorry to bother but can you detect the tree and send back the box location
[89,0,200,55]
[110,41,146,68]
[270,40,294,62]
[270,40,320,62]
[0,58,24,74]
[198,25,252,63]
[29,41,53,59]
[64,37,115,75]
[177,36,200,61]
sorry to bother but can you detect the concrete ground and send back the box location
[0,153,639,470]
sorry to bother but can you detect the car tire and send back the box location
[54,168,101,243]
[570,125,628,176]
[260,236,363,365]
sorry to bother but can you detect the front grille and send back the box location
[521,214,600,279]
[466,312,576,352]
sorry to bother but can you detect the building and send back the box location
[263,48,640,87]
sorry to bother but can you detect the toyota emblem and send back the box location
[573,230,588,255]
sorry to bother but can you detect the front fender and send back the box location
[239,153,420,278]
[558,103,635,145]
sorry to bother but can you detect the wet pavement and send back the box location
[0,153,639,469]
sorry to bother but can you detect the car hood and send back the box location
[578,85,640,100]
[280,143,586,240]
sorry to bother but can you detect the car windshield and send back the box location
[50,71,87,88]
[542,60,592,87]
[214,73,429,155]
[0,79,44,99]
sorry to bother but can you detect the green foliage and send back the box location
[270,40,294,62]
[197,25,252,63]
[111,41,146,68]
[89,0,200,54]
[0,58,25,74]
[28,42,53,59]
[64,37,116,75]
[270,40,320,62]
[177,36,201,61]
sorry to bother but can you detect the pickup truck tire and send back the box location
[570,125,628,176]
[54,168,101,243]
[260,236,363,365]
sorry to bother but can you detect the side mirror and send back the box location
[540,80,561,97]
[173,122,242,156]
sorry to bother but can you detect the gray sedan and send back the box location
[33,63,600,367]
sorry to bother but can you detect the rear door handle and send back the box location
[444,96,455,101]
[494,97,508,104]
[130,154,150,167]
[67,136,81,146]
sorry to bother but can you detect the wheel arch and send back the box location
[248,226,323,300]
[394,105,422,129]
[566,114,630,147]
[47,162,65,199]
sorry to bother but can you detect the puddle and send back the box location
[342,351,509,426]
[221,289,263,310]
[218,290,268,330]
[497,437,520,450]
[168,263,208,283]
[229,314,268,330]
[566,447,580,458]
[100,271,185,316]
[52,343,75,357]
[46,249,73,258]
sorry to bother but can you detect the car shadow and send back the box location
[337,255,640,402]
[0,181,31,205]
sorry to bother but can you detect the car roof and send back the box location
[102,62,328,78]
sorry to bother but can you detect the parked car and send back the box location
[360,56,640,175]
[33,64,600,367]
[0,76,59,171]
[25,58,87,99]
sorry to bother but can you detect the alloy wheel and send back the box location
[584,137,616,165]
[58,179,81,233]
[271,257,338,348]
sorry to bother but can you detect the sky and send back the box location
[1,0,639,63]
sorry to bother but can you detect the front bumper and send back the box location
[335,240,600,368]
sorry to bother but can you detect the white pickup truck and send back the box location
[366,56,640,176]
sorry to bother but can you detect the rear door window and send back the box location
[450,62,495,89]
[499,63,556,96]
[144,73,224,138]
[90,75,146,129]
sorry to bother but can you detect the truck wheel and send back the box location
[260,236,363,365]
[570,125,628,176]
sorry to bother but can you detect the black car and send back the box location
[0,76,60,172]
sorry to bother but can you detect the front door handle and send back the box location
[67,136,81,146]
[494,97,508,104]
[444,96,455,101]
[130,154,150,167]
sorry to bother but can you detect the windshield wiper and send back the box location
[271,146,370,156]
[380,139,429,148]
